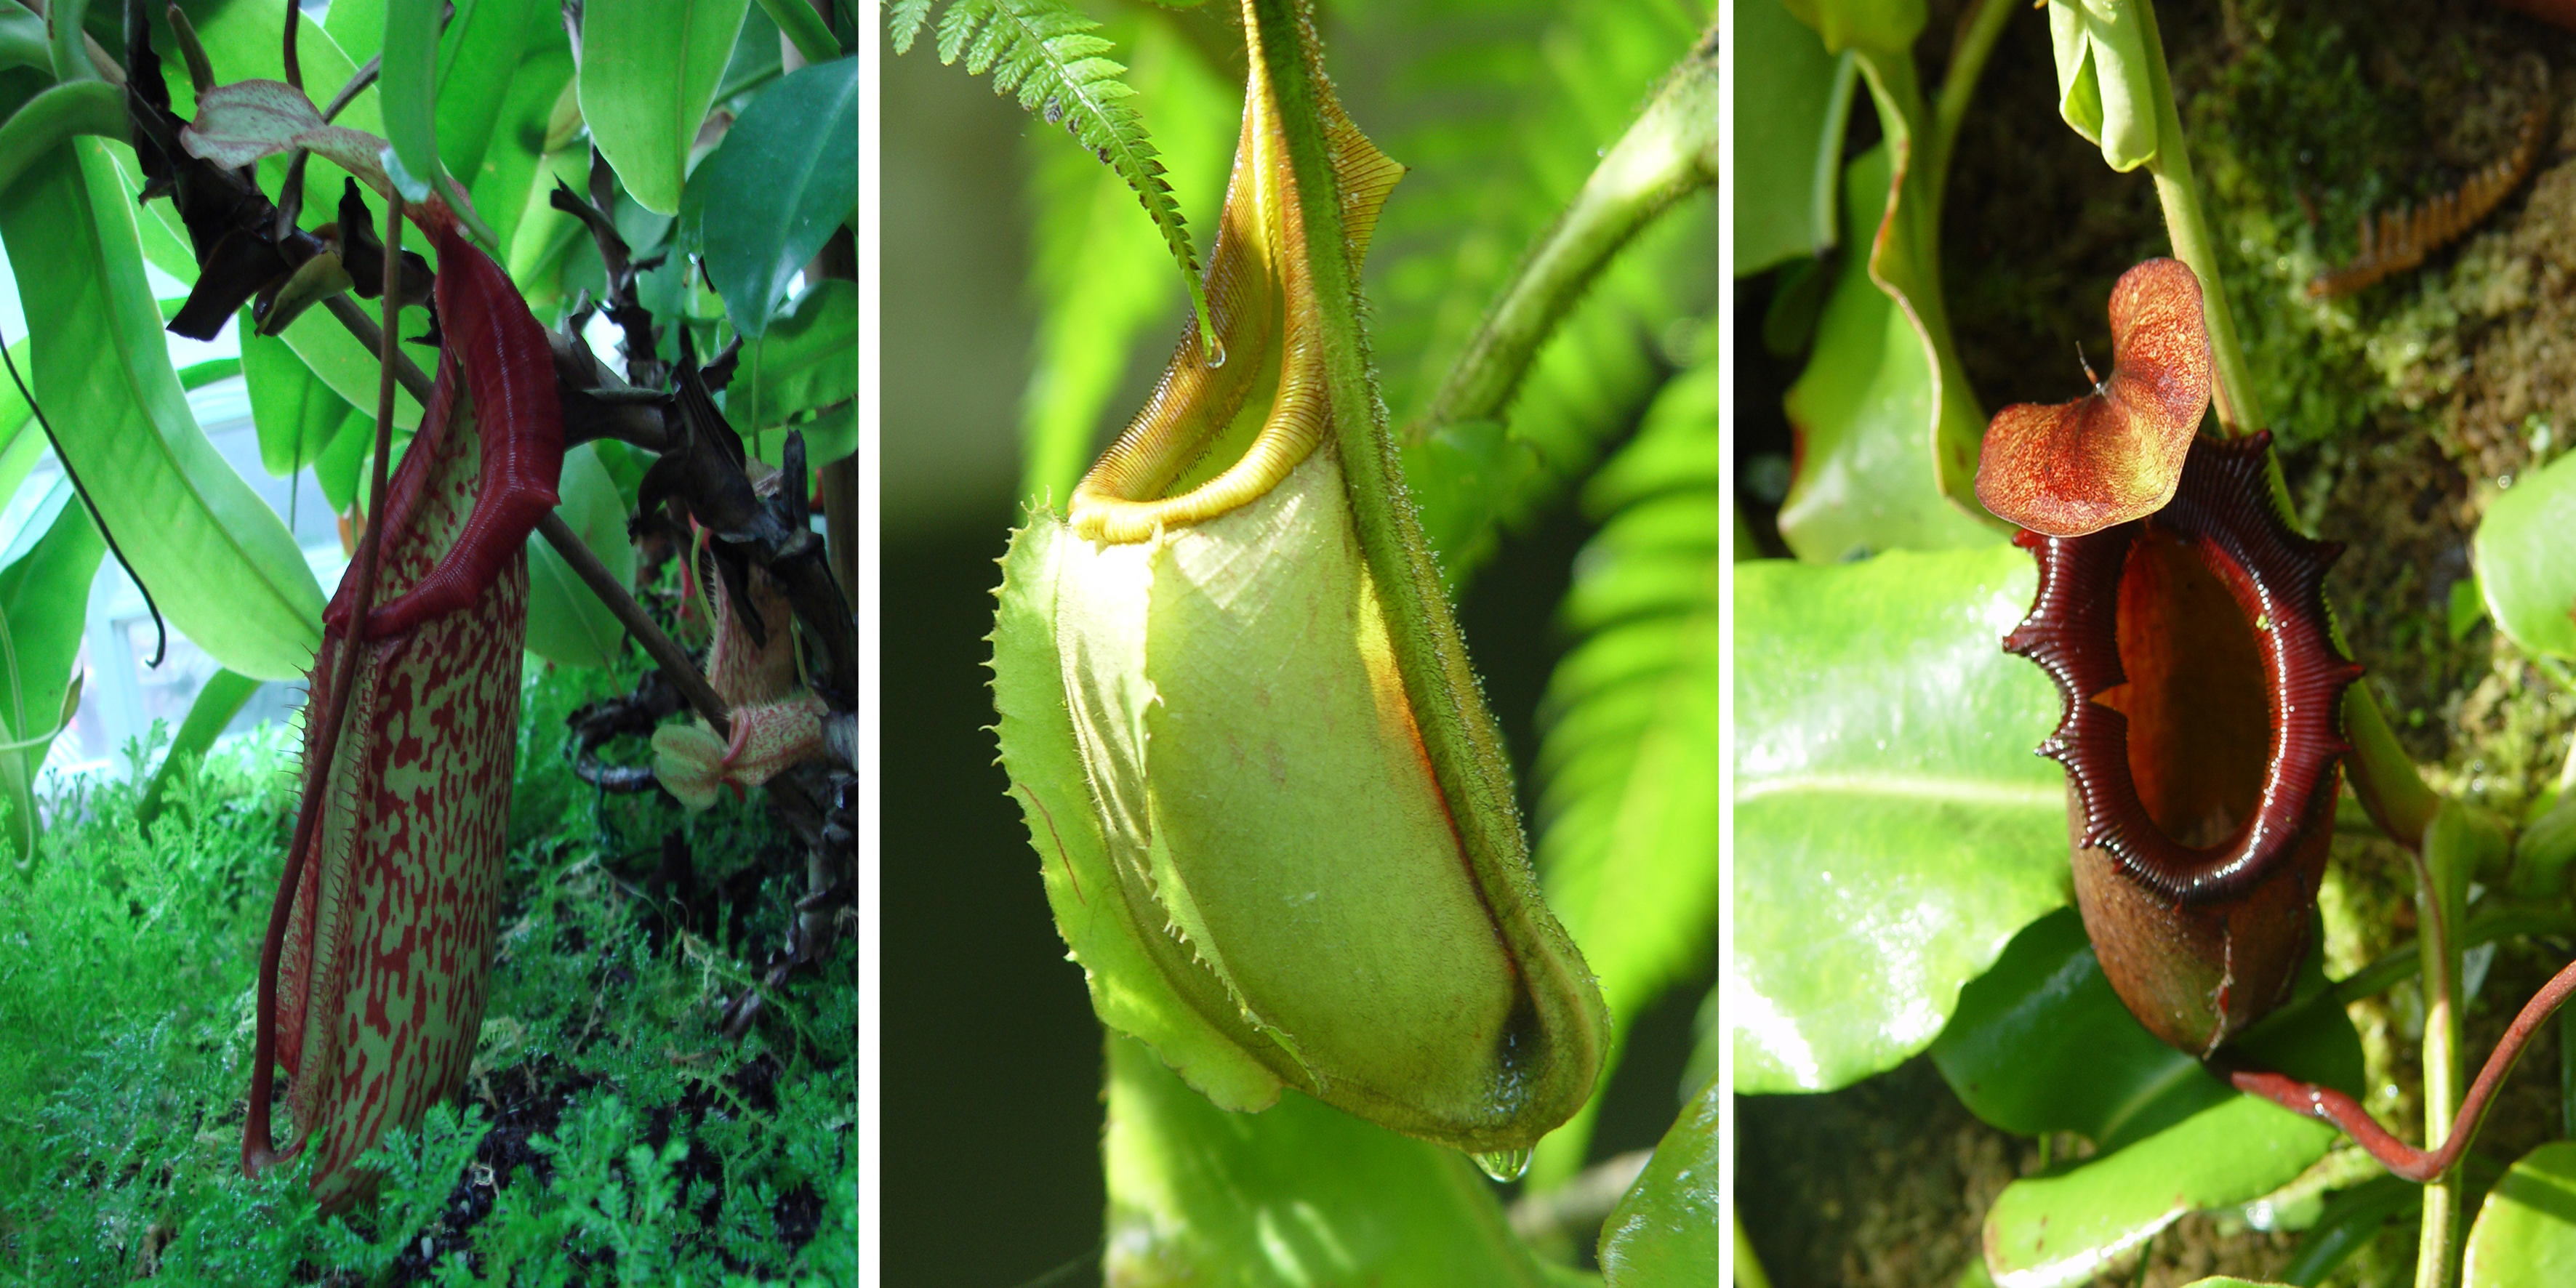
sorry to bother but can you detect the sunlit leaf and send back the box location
[2464,1141,2576,1286]
[1735,0,1852,278]
[2474,448,2576,659]
[1730,544,2067,1092]
[1101,1036,1585,1288]
[0,140,324,681]
[1595,1074,1721,1286]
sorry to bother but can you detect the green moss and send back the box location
[0,655,853,1285]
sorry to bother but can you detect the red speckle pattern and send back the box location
[264,217,537,1209]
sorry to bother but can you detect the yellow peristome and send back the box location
[1065,0,1402,545]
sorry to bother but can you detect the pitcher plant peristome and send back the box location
[991,0,1609,1154]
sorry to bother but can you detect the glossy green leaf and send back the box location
[734,278,856,436]
[379,0,443,201]
[525,444,635,669]
[582,0,753,216]
[2474,449,2576,659]
[311,414,377,516]
[0,81,127,198]
[433,0,540,185]
[1014,12,1232,504]
[2465,1140,2576,1285]
[2047,0,2159,172]
[0,476,103,864]
[1735,0,1852,277]
[1730,544,2068,1092]
[1102,1034,1585,1288]
[1984,1095,2343,1288]
[1933,909,2364,1140]
[1778,145,1999,561]
[466,46,577,274]
[1949,914,2362,1288]
[241,325,363,478]
[1530,359,1723,1185]
[681,55,854,338]
[0,139,324,681]
[1596,1075,1721,1286]
[326,0,386,57]
[0,9,42,74]
[135,667,261,831]
[758,0,839,64]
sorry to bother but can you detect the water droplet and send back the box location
[1472,1147,1531,1182]
[1205,335,1228,369]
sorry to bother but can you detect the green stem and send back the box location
[2415,826,2469,1288]
[1411,34,1717,439]
[2132,0,2262,435]
[2347,685,2442,848]
[1926,0,2020,214]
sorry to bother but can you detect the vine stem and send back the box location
[2414,826,2468,1288]
[1926,0,2020,214]
[316,294,732,735]
[2134,0,2261,436]
[1407,28,1716,440]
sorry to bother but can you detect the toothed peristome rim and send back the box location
[2004,432,2364,906]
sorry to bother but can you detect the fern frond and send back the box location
[1016,15,1236,505]
[1525,353,1725,1183]
[898,0,1214,351]
[888,0,933,51]
[1361,0,1715,588]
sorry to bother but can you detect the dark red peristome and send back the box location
[347,203,563,639]
[2005,432,2364,1055]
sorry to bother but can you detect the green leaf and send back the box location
[1948,913,2360,1288]
[2474,450,2576,659]
[681,56,854,338]
[241,323,364,478]
[0,138,325,681]
[1015,12,1232,504]
[465,47,577,266]
[1595,1075,1721,1285]
[433,0,540,185]
[1735,0,1853,277]
[759,0,840,64]
[524,444,635,669]
[0,475,102,863]
[2464,1140,2576,1285]
[1529,359,1723,1183]
[1782,0,1927,58]
[1931,909,2364,1144]
[734,278,856,415]
[2047,0,2159,172]
[379,0,444,201]
[1730,544,2069,1092]
[1377,4,1714,587]
[0,81,127,198]
[0,9,43,74]
[134,667,261,830]
[581,0,753,215]
[1777,144,1997,561]
[1102,1034,1582,1288]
